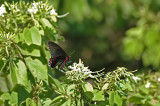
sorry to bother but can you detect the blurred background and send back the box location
[1,0,160,72]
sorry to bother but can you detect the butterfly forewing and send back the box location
[48,41,68,69]
[48,41,67,58]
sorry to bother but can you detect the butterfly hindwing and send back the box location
[49,57,65,68]
[48,41,69,69]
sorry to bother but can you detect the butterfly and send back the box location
[48,41,70,70]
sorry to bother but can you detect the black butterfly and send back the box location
[48,41,70,70]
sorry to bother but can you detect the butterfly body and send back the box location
[48,41,70,70]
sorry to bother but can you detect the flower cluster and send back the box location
[0,1,57,17]
[0,1,60,33]
[0,4,6,17]
[104,67,135,83]
[27,1,57,15]
[132,76,141,82]
[66,59,104,82]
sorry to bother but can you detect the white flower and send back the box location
[28,2,38,14]
[28,8,38,14]
[119,67,123,71]
[132,76,141,82]
[145,82,151,88]
[67,59,95,80]
[32,2,38,9]
[0,4,6,17]
[50,8,57,16]
[158,78,160,82]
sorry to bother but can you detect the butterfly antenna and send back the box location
[69,50,75,56]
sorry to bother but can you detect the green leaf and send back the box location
[15,60,27,85]
[50,95,66,105]
[129,93,145,104]
[50,16,57,22]
[140,84,149,94]
[41,98,52,106]
[92,89,104,101]
[0,93,10,101]
[23,27,41,46]
[16,60,32,92]
[44,27,57,41]
[10,61,18,86]
[26,98,36,106]
[25,57,48,84]
[115,82,127,90]
[144,25,159,47]
[9,92,18,105]
[102,83,109,91]
[123,38,144,60]
[122,80,133,91]
[82,82,93,92]
[61,99,71,106]
[23,28,32,46]
[12,85,30,105]
[126,26,144,39]
[128,76,136,84]
[13,34,20,43]
[84,91,93,100]
[0,60,4,71]
[155,103,160,106]
[142,45,160,68]
[109,91,114,106]
[48,75,64,93]
[40,18,53,28]
[18,44,40,57]
[30,27,41,45]
[67,84,75,95]
[10,60,32,92]
[114,91,122,106]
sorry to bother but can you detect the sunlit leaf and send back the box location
[25,57,48,84]
[41,98,52,106]
[129,93,145,104]
[48,75,64,93]
[122,80,133,91]
[140,85,149,94]
[50,16,57,22]
[23,28,32,46]
[67,84,75,95]
[30,27,41,45]
[18,44,41,57]
[114,91,122,106]
[109,91,114,106]
[26,98,36,106]
[102,83,109,91]
[50,95,66,105]
[40,18,53,28]
[92,89,104,101]
[9,92,18,105]
[0,93,10,101]
[82,82,93,92]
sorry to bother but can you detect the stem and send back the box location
[11,40,30,70]
[0,60,8,72]
[5,46,9,57]
[11,40,22,58]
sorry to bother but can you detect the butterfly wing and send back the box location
[48,41,67,58]
[48,41,68,68]
[49,57,65,68]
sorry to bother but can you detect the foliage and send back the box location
[0,0,159,106]
[52,0,160,70]
[127,72,160,106]
[122,0,160,69]
[0,1,62,105]
[49,60,136,106]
